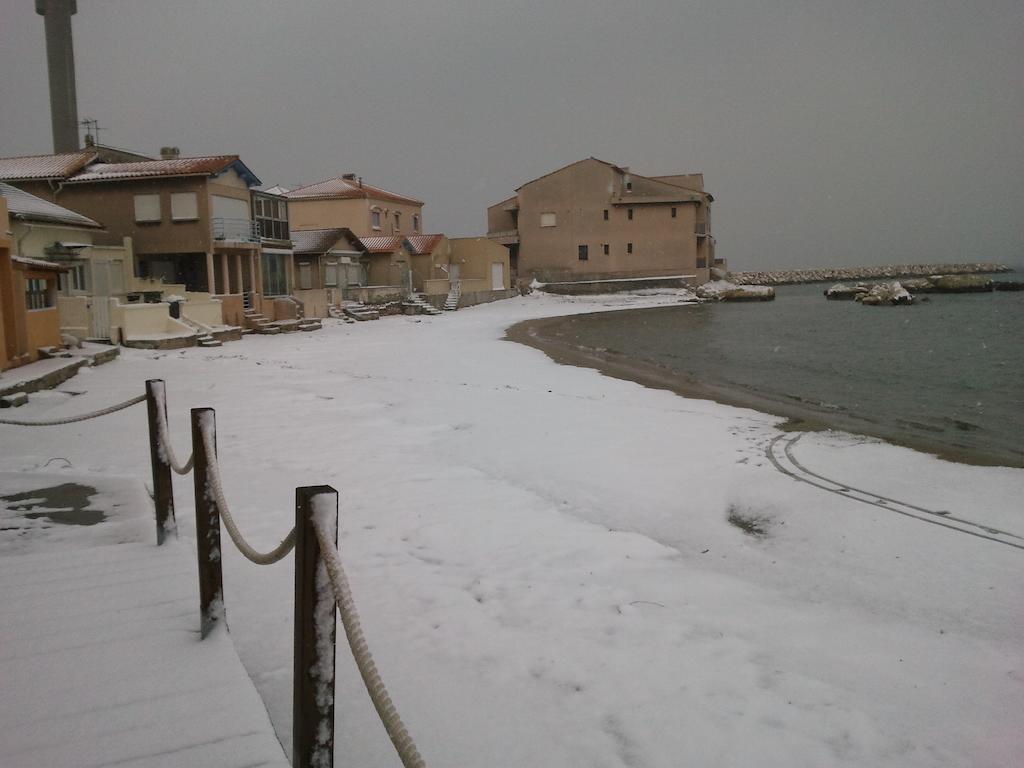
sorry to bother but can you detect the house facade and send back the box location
[0,186,85,369]
[0,150,269,324]
[487,157,719,286]
[285,174,424,238]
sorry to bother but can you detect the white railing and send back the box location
[212,218,260,243]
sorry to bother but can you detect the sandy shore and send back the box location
[505,308,1022,469]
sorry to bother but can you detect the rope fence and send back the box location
[0,392,146,426]
[3,377,426,768]
[147,380,425,768]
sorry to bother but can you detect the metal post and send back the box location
[145,379,176,545]
[293,485,338,768]
[191,407,225,639]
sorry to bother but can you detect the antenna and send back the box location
[79,117,100,147]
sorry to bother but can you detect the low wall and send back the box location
[423,288,518,310]
[348,285,405,305]
[423,278,451,296]
[57,296,90,340]
[111,300,196,348]
[181,299,224,328]
[214,293,245,326]
[293,289,330,319]
[538,276,693,295]
[267,297,300,321]
[26,308,62,359]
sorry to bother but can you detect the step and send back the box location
[255,326,282,335]
[298,322,322,332]
[198,339,223,347]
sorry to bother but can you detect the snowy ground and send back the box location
[1,290,1022,768]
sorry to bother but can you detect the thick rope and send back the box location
[156,409,194,475]
[312,516,427,768]
[0,393,146,426]
[200,427,296,565]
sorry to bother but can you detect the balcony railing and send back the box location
[212,218,260,243]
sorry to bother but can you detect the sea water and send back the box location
[550,279,1024,466]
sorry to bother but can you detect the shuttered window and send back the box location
[134,194,161,223]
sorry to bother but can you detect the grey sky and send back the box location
[1,0,1021,269]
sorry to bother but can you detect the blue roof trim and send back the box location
[214,159,262,188]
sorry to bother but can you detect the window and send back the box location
[298,262,313,290]
[254,193,289,241]
[134,194,161,223]
[627,208,634,221]
[261,252,289,296]
[602,244,609,255]
[394,212,401,231]
[372,210,382,229]
[540,212,557,227]
[603,209,609,221]
[412,214,420,233]
[324,262,338,287]
[171,192,198,221]
[26,278,53,309]
[671,207,677,218]
[578,245,588,261]
[627,242,633,254]
[60,263,87,292]
[626,181,632,192]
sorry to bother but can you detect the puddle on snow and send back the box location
[0,483,106,526]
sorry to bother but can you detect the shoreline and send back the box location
[505,307,1023,470]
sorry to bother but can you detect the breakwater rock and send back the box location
[695,281,775,301]
[731,262,1010,286]
[856,281,914,306]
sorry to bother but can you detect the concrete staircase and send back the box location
[340,301,380,322]
[443,282,462,311]
[405,294,443,316]
[243,309,281,335]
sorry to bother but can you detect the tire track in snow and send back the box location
[766,433,1024,552]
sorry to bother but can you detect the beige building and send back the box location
[0,150,269,323]
[285,174,424,238]
[487,157,719,286]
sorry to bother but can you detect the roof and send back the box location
[507,157,712,201]
[68,156,261,186]
[291,228,365,255]
[359,235,408,254]
[513,157,624,192]
[405,234,445,255]
[284,176,423,206]
[0,182,103,229]
[12,255,69,272]
[0,151,97,181]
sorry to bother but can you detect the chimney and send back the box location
[83,133,94,147]
[342,173,357,180]
[160,146,180,160]
[36,0,80,154]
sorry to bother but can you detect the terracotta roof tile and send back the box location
[292,228,354,255]
[0,182,103,229]
[0,151,98,181]
[284,177,422,206]
[68,155,245,183]
[359,235,408,253]
[405,234,445,255]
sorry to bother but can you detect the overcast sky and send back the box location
[1,0,1021,269]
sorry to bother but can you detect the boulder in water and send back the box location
[930,274,993,293]
[824,283,870,300]
[855,281,914,306]
[696,280,775,301]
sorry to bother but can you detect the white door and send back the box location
[89,296,111,339]
[449,264,460,281]
[491,262,504,291]
[299,263,312,290]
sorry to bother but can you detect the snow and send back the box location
[1,291,1022,767]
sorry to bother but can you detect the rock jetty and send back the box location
[731,262,1010,286]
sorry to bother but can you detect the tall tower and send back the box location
[36,0,79,154]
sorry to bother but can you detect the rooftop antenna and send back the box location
[79,117,100,147]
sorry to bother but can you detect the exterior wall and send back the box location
[0,199,12,370]
[449,237,511,290]
[180,299,224,328]
[57,295,90,338]
[213,293,245,327]
[13,222,96,256]
[513,159,701,283]
[365,249,409,288]
[292,288,331,319]
[486,197,518,234]
[26,304,62,353]
[288,195,424,237]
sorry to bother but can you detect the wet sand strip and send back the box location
[505,312,1023,469]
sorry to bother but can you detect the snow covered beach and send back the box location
[2,291,1022,767]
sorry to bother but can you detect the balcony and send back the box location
[212,218,260,243]
[695,222,708,237]
[488,229,519,245]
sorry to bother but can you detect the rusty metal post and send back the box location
[145,379,176,545]
[293,485,338,768]
[191,407,225,639]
